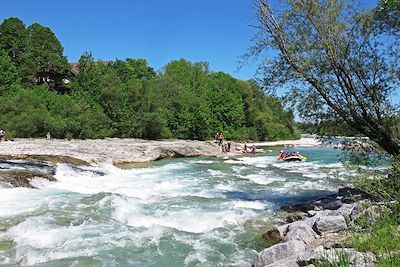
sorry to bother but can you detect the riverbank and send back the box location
[0,137,321,166]
[254,187,376,267]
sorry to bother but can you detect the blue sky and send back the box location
[1,0,258,80]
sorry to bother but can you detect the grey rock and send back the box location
[254,240,306,267]
[313,216,347,234]
[283,221,318,246]
[331,203,358,223]
[287,212,306,223]
[296,245,324,266]
[322,200,343,210]
[265,258,299,267]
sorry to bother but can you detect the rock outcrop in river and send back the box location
[0,138,224,166]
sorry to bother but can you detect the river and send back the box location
[0,146,352,266]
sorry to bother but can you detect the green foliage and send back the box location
[313,250,352,267]
[353,214,400,255]
[352,159,400,224]
[0,48,20,95]
[0,17,300,141]
[373,0,400,32]
[112,58,156,82]
[0,17,27,63]
[377,253,400,267]
[0,87,112,139]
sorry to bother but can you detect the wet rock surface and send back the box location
[0,160,56,188]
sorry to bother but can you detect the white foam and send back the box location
[111,196,257,233]
[0,188,59,217]
[194,160,215,164]
[232,200,267,210]
[0,151,354,265]
[240,173,284,185]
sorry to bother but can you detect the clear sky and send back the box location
[0,0,259,80]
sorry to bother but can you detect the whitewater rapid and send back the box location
[0,147,352,266]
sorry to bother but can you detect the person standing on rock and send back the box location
[0,128,5,141]
[219,133,224,146]
[46,132,52,140]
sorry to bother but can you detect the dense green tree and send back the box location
[0,49,20,96]
[160,59,213,139]
[0,18,27,63]
[22,23,70,91]
[0,87,112,139]
[112,58,156,82]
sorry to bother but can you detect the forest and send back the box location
[0,17,300,141]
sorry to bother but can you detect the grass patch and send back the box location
[377,253,400,266]
[313,249,352,267]
[353,214,400,254]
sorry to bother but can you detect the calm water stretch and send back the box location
[0,146,353,266]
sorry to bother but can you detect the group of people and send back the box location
[0,128,5,141]
[0,129,52,141]
[278,150,300,159]
[215,133,232,153]
[235,143,257,154]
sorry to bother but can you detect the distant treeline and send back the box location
[0,17,300,141]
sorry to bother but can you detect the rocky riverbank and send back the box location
[0,137,320,166]
[0,138,225,166]
[0,137,321,188]
[254,187,375,267]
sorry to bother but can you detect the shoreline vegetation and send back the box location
[0,17,300,143]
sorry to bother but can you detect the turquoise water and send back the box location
[0,146,351,266]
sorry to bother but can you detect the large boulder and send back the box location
[333,203,359,223]
[283,221,318,246]
[254,240,306,267]
[308,204,359,224]
[313,215,347,234]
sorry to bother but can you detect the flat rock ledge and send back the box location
[255,189,376,267]
[0,138,238,166]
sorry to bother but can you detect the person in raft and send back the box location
[46,132,52,140]
[0,128,5,141]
